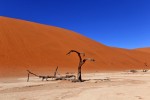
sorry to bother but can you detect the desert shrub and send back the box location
[130,70,137,73]
[143,69,149,72]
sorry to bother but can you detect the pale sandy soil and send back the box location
[0,71,150,100]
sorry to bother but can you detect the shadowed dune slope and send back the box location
[0,16,150,77]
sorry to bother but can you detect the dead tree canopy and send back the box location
[67,50,95,82]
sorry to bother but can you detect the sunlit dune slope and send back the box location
[0,16,150,77]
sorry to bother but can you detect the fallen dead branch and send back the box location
[27,66,58,82]
[55,75,76,80]
[27,66,76,82]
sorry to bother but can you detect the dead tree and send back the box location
[27,66,59,82]
[67,50,95,82]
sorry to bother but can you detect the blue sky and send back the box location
[0,0,150,49]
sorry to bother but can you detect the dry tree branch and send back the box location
[67,50,85,61]
[83,58,95,63]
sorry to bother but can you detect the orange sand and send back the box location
[0,16,150,77]
[135,48,150,54]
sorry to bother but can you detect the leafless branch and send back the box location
[67,50,85,61]
[83,58,95,63]
[27,70,39,77]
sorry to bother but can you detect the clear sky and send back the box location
[0,0,150,49]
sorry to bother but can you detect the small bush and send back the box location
[143,69,149,72]
[130,70,137,73]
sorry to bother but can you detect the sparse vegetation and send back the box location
[143,69,148,72]
[130,69,137,73]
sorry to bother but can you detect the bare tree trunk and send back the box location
[27,73,30,82]
[77,62,84,82]
[77,66,82,81]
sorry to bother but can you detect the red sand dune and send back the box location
[135,48,150,54]
[0,16,150,77]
